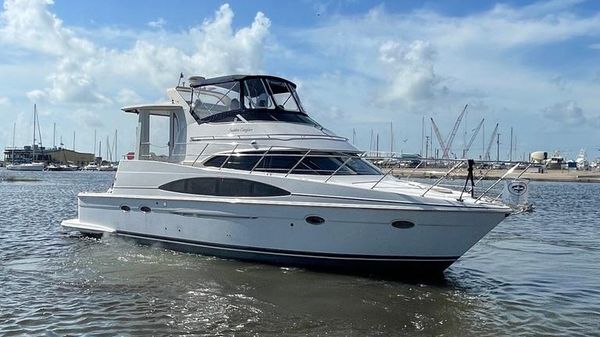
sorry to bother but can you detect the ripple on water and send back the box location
[0,173,599,336]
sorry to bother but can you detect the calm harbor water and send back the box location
[0,170,599,336]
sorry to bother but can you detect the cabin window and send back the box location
[159,177,290,197]
[192,81,241,120]
[244,78,274,109]
[265,79,300,112]
[203,151,381,175]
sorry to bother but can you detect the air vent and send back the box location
[305,216,325,225]
[140,206,151,213]
[391,220,415,229]
[120,205,131,212]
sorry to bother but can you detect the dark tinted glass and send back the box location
[159,178,290,197]
[204,152,381,175]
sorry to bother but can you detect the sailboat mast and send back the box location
[32,104,36,162]
[11,122,15,164]
[114,129,118,162]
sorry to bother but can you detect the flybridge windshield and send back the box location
[190,77,313,125]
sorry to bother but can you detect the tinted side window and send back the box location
[159,178,290,197]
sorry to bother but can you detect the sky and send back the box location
[0,0,599,161]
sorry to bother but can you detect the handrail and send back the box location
[219,144,239,169]
[421,161,464,197]
[474,163,520,203]
[191,143,210,166]
[492,163,533,201]
[404,160,424,181]
[370,166,395,190]
[285,149,311,177]
[324,155,353,183]
[249,146,273,173]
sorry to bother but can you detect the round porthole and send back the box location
[391,220,415,229]
[140,206,151,213]
[305,216,325,225]
[120,205,131,212]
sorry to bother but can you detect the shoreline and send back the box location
[390,167,600,183]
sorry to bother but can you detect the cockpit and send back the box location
[185,75,320,126]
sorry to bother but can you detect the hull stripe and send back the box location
[116,230,458,262]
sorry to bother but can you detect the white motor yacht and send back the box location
[62,74,511,276]
[82,163,98,171]
[7,162,45,171]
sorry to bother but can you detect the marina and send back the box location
[0,1,599,335]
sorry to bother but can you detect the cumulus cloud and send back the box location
[378,40,446,108]
[0,0,94,55]
[542,101,588,126]
[1,1,270,106]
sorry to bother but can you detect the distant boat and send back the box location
[46,163,79,171]
[575,149,589,170]
[82,163,98,171]
[98,165,117,171]
[6,162,45,171]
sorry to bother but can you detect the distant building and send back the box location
[4,146,94,167]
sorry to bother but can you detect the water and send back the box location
[1,170,599,336]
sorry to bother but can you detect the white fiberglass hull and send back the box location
[6,163,45,171]
[63,191,508,275]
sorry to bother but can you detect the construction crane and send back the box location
[430,118,446,157]
[462,118,484,158]
[484,123,499,161]
[442,104,468,159]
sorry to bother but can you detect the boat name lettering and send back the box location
[229,127,254,133]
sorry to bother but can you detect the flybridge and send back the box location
[186,74,319,126]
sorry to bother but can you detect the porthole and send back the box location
[305,216,325,225]
[120,205,131,212]
[140,206,151,213]
[391,220,415,229]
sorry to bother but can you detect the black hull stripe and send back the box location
[116,230,458,262]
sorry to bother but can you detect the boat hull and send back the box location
[7,163,45,171]
[62,193,508,276]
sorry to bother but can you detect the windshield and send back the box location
[192,81,241,120]
[191,77,310,125]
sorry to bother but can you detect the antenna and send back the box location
[390,121,394,155]
[177,72,184,86]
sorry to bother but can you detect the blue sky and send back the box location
[0,0,599,161]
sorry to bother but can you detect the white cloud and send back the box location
[116,88,142,105]
[148,17,166,29]
[378,40,446,109]
[1,1,271,106]
[0,0,94,55]
[542,100,588,126]
[0,96,9,106]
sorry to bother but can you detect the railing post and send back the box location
[250,146,273,173]
[491,163,533,201]
[192,143,210,166]
[370,166,395,190]
[404,160,424,181]
[475,163,520,203]
[285,149,311,177]
[219,144,239,170]
[324,155,353,183]
[421,161,464,197]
